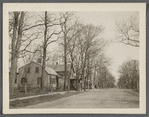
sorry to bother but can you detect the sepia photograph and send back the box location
[3,3,146,114]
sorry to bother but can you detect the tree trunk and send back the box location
[136,79,139,92]
[68,72,70,91]
[87,54,90,89]
[10,56,17,94]
[63,25,67,91]
[76,78,78,90]
[25,83,27,94]
[10,12,25,94]
[10,12,18,94]
[76,70,79,91]
[84,78,86,91]
[41,11,47,91]
[81,54,87,91]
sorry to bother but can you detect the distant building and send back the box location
[49,63,76,90]
[17,61,60,92]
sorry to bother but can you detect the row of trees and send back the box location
[9,11,138,94]
[117,59,139,92]
[56,13,108,91]
[9,11,112,94]
[116,13,140,92]
[92,54,116,88]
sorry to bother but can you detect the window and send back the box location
[35,67,39,73]
[21,78,27,84]
[50,77,56,84]
[15,78,17,83]
[37,77,41,85]
[24,67,30,73]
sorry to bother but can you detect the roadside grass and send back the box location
[10,91,82,109]
[10,91,44,99]
[10,88,64,99]
[124,89,139,96]
[121,89,139,106]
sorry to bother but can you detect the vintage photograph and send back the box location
[3,3,146,114]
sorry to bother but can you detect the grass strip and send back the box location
[10,91,82,109]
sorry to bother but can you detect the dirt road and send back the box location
[26,88,139,108]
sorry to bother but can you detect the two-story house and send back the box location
[17,61,59,92]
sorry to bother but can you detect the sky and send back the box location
[76,11,139,80]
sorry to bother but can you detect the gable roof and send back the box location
[18,61,59,76]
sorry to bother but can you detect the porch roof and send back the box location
[45,67,58,76]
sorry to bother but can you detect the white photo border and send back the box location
[3,3,146,114]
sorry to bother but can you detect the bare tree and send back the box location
[36,11,63,91]
[66,24,106,91]
[9,12,44,94]
[117,59,139,92]
[9,12,25,94]
[94,54,113,88]
[115,14,139,47]
[59,12,77,91]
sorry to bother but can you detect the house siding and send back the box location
[18,62,57,91]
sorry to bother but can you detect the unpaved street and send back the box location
[26,88,139,108]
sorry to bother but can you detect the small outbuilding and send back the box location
[50,64,76,90]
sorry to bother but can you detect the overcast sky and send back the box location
[76,11,139,80]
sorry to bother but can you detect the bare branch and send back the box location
[115,14,139,47]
